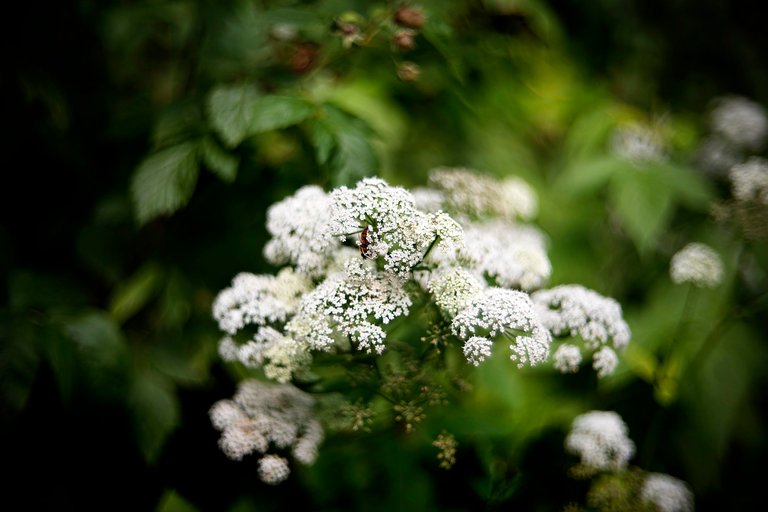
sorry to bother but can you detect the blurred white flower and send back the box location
[209,380,323,484]
[611,122,666,164]
[592,346,618,378]
[451,287,551,367]
[258,454,291,485]
[670,243,724,288]
[428,167,538,221]
[411,186,445,213]
[729,157,768,204]
[461,220,551,290]
[553,343,582,373]
[695,136,740,177]
[565,410,635,472]
[264,185,339,278]
[532,285,630,377]
[711,96,768,151]
[641,473,694,512]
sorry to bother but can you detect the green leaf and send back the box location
[648,161,714,210]
[309,119,335,165]
[249,95,315,134]
[158,269,192,330]
[129,369,179,463]
[131,142,200,225]
[109,262,164,324]
[201,136,238,183]
[318,106,378,186]
[610,169,675,254]
[207,84,260,148]
[332,127,378,186]
[8,270,89,310]
[152,103,202,149]
[62,311,127,368]
[156,490,200,512]
[556,156,633,197]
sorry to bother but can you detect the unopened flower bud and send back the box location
[394,7,425,29]
[397,61,420,82]
[392,29,416,51]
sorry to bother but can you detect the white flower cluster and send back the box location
[730,157,768,204]
[565,410,635,472]
[264,185,339,278]
[209,380,323,484]
[287,259,412,354]
[427,267,484,317]
[611,122,666,164]
[711,96,768,151]
[212,268,313,382]
[428,167,538,221]
[451,288,551,367]
[641,473,694,512]
[532,285,631,377]
[326,178,465,279]
[461,220,551,290]
[213,268,311,335]
[670,243,724,288]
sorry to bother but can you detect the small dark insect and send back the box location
[358,226,371,259]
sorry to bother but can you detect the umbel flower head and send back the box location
[532,285,631,377]
[451,287,552,367]
[263,185,338,279]
[565,410,635,473]
[641,473,694,512]
[209,380,324,484]
[670,243,724,288]
[325,177,464,279]
[710,95,768,151]
[730,157,768,205]
[286,258,412,354]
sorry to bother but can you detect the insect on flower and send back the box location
[358,225,371,259]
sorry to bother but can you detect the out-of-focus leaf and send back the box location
[249,95,315,134]
[131,142,200,225]
[309,118,335,165]
[201,136,238,183]
[129,368,179,463]
[62,311,127,366]
[561,106,617,162]
[158,269,191,330]
[206,84,260,148]
[0,312,41,419]
[557,156,632,197]
[156,489,200,512]
[610,169,675,254]
[319,106,379,186]
[649,161,714,210]
[109,262,164,324]
[152,103,203,149]
[680,323,765,488]
[8,270,90,310]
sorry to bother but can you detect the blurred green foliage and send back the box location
[2,0,767,510]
